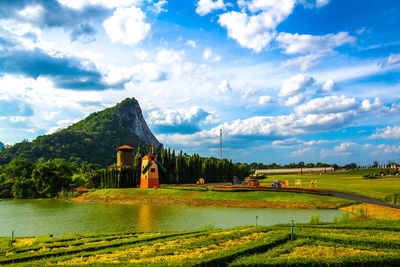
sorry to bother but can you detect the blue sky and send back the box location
[0,0,400,165]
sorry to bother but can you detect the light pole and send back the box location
[291,219,294,241]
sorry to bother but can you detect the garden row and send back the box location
[1,221,400,266]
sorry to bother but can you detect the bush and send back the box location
[309,214,321,224]
[384,192,400,205]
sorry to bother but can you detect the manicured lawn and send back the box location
[258,173,400,200]
[82,172,400,207]
[84,187,355,208]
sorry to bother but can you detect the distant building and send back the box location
[117,145,135,169]
[255,167,334,175]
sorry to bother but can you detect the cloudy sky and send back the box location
[0,0,400,165]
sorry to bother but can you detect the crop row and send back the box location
[1,230,207,265]
[2,223,400,266]
[230,225,400,266]
[43,226,275,265]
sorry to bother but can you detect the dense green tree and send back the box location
[32,159,72,197]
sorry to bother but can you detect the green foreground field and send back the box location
[2,221,400,266]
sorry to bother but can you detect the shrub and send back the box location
[383,192,400,205]
[309,215,321,224]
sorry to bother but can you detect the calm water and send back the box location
[0,199,342,237]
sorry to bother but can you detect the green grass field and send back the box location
[2,221,400,266]
[82,186,355,209]
[81,171,400,208]
[258,173,400,200]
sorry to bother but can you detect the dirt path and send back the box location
[318,190,400,209]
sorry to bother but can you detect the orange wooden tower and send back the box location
[140,144,166,188]
[117,145,134,169]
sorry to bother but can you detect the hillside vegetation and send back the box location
[0,98,154,167]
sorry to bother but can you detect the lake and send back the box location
[0,199,343,237]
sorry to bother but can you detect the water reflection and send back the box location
[0,199,343,237]
[137,204,153,232]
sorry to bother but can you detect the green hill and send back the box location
[0,98,159,167]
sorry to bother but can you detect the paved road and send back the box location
[318,190,400,209]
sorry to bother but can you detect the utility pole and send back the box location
[220,128,222,160]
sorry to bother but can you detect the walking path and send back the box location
[318,190,400,209]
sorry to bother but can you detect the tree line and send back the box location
[0,146,352,199]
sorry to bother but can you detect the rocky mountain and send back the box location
[0,98,159,167]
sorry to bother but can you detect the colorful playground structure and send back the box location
[181,177,319,192]
[271,180,281,188]
[310,179,317,188]
[196,178,205,185]
[295,179,302,188]
[243,178,260,186]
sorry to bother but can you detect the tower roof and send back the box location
[117,145,135,150]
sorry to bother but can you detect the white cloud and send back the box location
[380,53,400,68]
[131,62,167,82]
[276,32,355,70]
[280,74,314,97]
[185,40,197,48]
[272,137,332,148]
[285,94,305,106]
[281,52,324,71]
[238,0,296,17]
[103,6,150,45]
[300,0,330,8]
[258,95,273,105]
[219,115,299,137]
[293,112,355,131]
[319,78,336,93]
[321,142,400,158]
[218,0,297,52]
[0,74,102,135]
[196,0,225,16]
[276,32,355,55]
[360,97,383,112]
[356,27,371,35]
[373,144,400,154]
[272,138,301,146]
[18,5,44,22]
[156,93,387,151]
[241,88,259,99]
[149,0,168,14]
[57,0,143,9]
[291,147,313,156]
[371,126,400,139]
[146,106,216,134]
[295,95,358,115]
[333,142,360,156]
[157,49,184,64]
[203,47,221,62]
[47,119,80,134]
[218,0,338,53]
[315,0,330,8]
[216,80,232,95]
[218,11,277,52]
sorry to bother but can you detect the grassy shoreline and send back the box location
[73,187,355,209]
